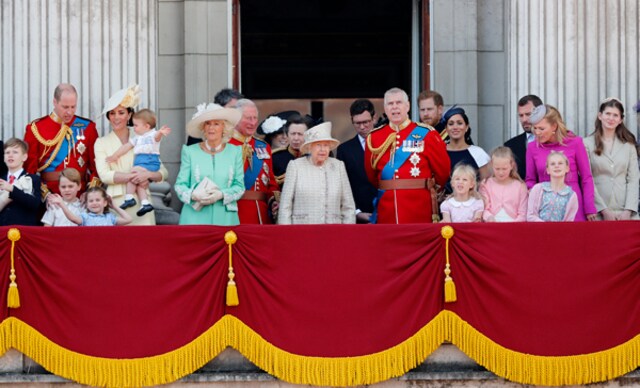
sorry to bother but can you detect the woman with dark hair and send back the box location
[443,107,490,193]
[272,113,313,187]
[584,98,639,220]
[94,85,168,225]
[526,104,597,221]
[258,114,289,150]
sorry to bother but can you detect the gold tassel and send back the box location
[225,231,239,306]
[441,226,457,303]
[7,228,21,308]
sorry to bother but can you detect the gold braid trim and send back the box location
[30,122,73,172]
[233,132,254,169]
[366,133,396,170]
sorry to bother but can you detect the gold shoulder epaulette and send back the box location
[369,123,386,134]
[30,117,43,126]
[272,147,286,154]
[416,122,435,131]
[75,115,94,123]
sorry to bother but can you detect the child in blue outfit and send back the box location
[106,108,171,216]
[51,186,132,226]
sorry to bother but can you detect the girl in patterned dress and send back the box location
[51,186,132,226]
[527,151,578,222]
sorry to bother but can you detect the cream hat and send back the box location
[300,122,339,154]
[100,84,141,117]
[186,103,242,140]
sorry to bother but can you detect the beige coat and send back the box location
[584,135,639,218]
[278,157,355,224]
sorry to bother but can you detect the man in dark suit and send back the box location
[504,95,543,180]
[336,99,377,223]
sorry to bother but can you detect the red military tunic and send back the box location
[229,132,279,224]
[365,119,450,224]
[24,113,99,195]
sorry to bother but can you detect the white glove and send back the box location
[191,191,204,202]
[199,190,223,206]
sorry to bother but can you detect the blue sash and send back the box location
[370,125,428,223]
[44,117,89,172]
[243,139,266,190]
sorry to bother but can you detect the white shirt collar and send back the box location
[448,197,476,207]
[8,169,23,180]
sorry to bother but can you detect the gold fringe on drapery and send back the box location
[222,314,445,387]
[0,317,228,387]
[444,310,640,386]
[0,313,637,387]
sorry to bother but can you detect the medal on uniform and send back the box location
[403,139,425,153]
[74,122,86,140]
[261,174,269,186]
[76,142,86,154]
[78,156,85,168]
[256,147,270,159]
[409,153,421,177]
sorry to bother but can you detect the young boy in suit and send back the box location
[0,138,41,226]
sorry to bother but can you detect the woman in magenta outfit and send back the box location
[525,104,597,221]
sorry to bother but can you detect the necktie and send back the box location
[8,175,15,184]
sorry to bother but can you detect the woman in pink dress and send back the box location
[525,104,597,221]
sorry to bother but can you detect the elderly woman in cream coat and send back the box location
[278,122,355,224]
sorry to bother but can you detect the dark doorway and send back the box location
[239,0,414,99]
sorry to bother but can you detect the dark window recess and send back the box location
[240,0,413,99]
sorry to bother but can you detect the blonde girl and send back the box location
[440,164,484,222]
[479,146,528,222]
[51,186,132,226]
[526,151,578,222]
[41,168,84,226]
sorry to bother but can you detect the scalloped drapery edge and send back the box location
[0,312,637,387]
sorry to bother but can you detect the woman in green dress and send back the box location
[175,103,245,225]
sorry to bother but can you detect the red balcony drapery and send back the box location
[0,222,637,387]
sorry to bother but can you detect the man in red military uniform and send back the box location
[228,99,279,224]
[24,83,99,196]
[365,87,450,224]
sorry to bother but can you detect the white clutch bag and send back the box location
[191,177,220,211]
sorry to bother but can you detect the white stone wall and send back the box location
[0,0,157,138]
[508,0,640,138]
[431,0,508,152]
[157,0,231,206]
